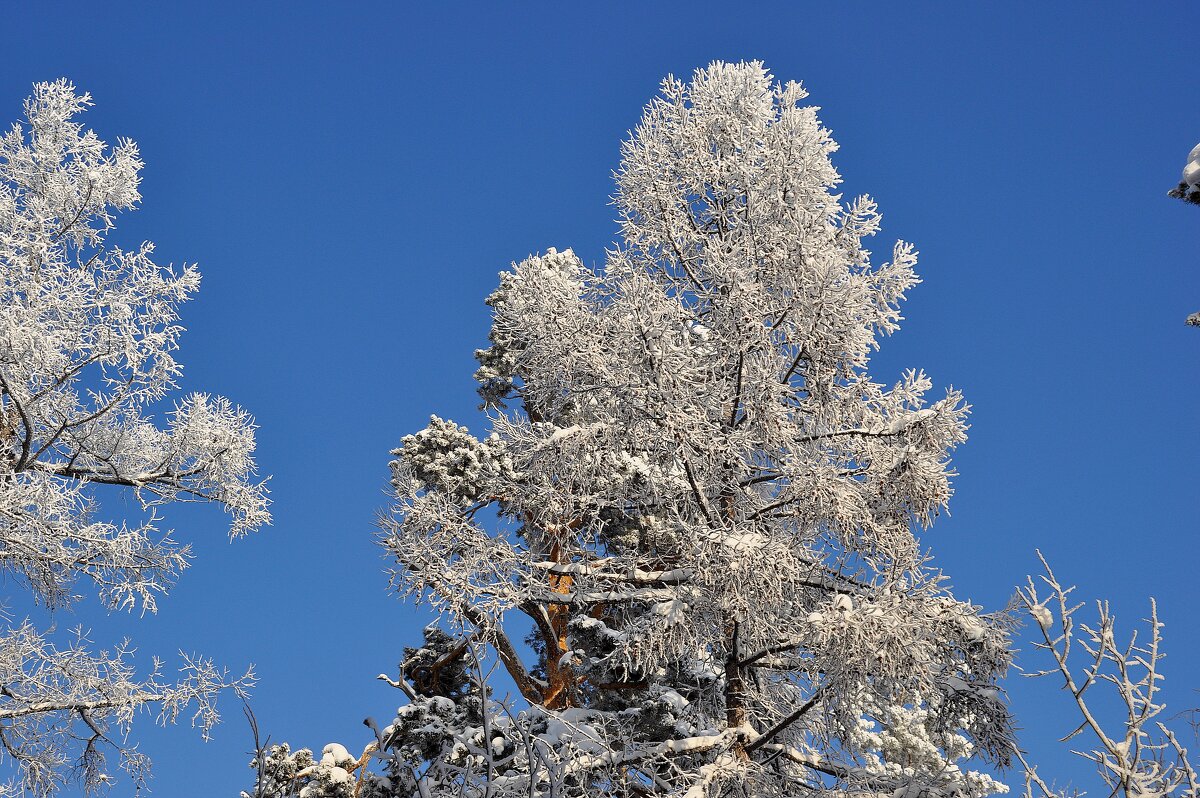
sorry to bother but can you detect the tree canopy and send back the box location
[252,61,1014,798]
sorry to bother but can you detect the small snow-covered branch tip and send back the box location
[1168,142,1200,206]
[1167,142,1200,325]
[0,80,268,794]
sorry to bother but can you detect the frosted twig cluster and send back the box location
[1015,554,1198,798]
[0,81,267,793]
[255,62,1015,798]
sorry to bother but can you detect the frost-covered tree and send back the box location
[253,61,1014,798]
[0,80,267,795]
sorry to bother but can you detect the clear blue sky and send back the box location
[4,2,1199,794]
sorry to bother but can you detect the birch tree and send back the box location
[253,61,1014,798]
[0,80,267,795]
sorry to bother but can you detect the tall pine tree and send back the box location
[255,61,1014,798]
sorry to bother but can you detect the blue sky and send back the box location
[3,1,1199,794]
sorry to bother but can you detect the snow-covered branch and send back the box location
[0,80,267,793]
[1016,554,1198,798]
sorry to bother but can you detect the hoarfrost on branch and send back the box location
[0,80,265,795]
